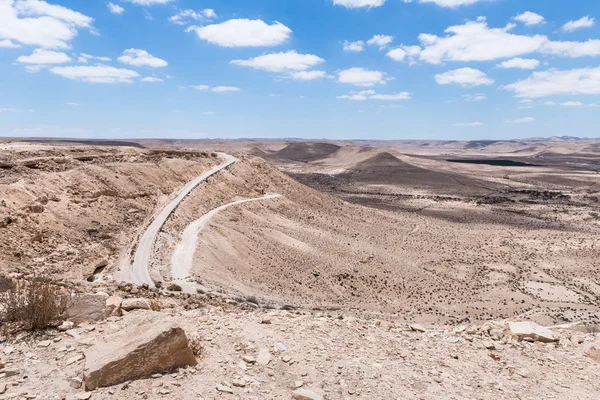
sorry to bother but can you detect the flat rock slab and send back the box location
[67,293,109,324]
[509,321,558,343]
[292,388,323,400]
[83,314,197,390]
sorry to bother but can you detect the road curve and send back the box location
[170,194,282,290]
[131,152,237,287]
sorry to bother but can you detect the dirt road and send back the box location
[131,152,237,287]
[170,194,282,292]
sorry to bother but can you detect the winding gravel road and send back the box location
[170,194,281,291]
[131,152,237,287]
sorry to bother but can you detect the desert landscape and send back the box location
[1,138,600,399]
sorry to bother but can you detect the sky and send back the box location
[1,0,600,140]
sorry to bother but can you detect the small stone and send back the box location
[216,384,234,393]
[242,355,256,364]
[232,379,246,387]
[2,369,20,378]
[37,340,52,348]
[292,388,322,400]
[410,324,426,333]
[260,319,272,324]
[66,394,92,400]
[3,346,15,355]
[58,321,74,331]
[69,377,83,389]
[66,354,84,365]
[152,373,163,379]
[295,381,304,388]
[273,343,288,353]
[282,355,292,363]
[482,341,496,350]
[158,388,171,395]
[0,383,6,394]
[257,348,271,366]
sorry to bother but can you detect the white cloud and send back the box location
[117,48,167,67]
[343,40,364,52]
[290,70,327,81]
[169,9,216,25]
[434,68,494,87]
[16,48,71,64]
[333,0,386,8]
[191,85,209,91]
[211,86,240,93]
[506,117,535,123]
[497,58,540,69]
[50,65,140,83]
[504,67,600,98]
[123,0,173,5]
[462,93,486,102]
[107,2,124,14]
[188,19,291,47]
[540,40,600,58]
[65,102,80,106]
[338,67,387,87]
[0,39,20,48]
[386,48,406,61]
[337,89,411,101]
[231,51,324,72]
[417,19,547,64]
[386,45,421,64]
[367,35,393,49]
[453,122,484,127]
[141,77,163,82]
[559,101,599,107]
[14,0,93,28]
[513,11,545,26]
[403,0,487,8]
[0,0,94,49]
[562,16,594,32]
[0,108,19,113]
[78,53,111,63]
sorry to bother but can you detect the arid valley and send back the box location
[1,138,600,399]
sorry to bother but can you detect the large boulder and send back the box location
[83,314,197,390]
[67,293,109,324]
[121,297,153,311]
[508,321,558,343]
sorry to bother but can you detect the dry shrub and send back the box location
[167,283,182,292]
[0,276,68,333]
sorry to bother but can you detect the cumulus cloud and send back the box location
[540,40,600,58]
[453,122,484,127]
[211,86,241,92]
[169,9,216,25]
[506,117,535,123]
[0,39,20,48]
[16,48,71,65]
[497,58,540,69]
[188,19,291,47]
[0,0,95,49]
[367,35,393,49]
[402,0,487,7]
[513,11,545,26]
[231,51,324,72]
[343,40,364,52]
[435,68,494,87]
[107,2,124,14]
[141,77,163,82]
[504,67,600,98]
[50,65,140,83]
[337,89,411,101]
[417,19,547,64]
[338,67,388,87]
[333,0,386,8]
[386,45,421,64]
[290,70,327,81]
[562,16,595,32]
[117,48,167,67]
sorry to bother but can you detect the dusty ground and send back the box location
[1,298,600,400]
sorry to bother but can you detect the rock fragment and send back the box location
[292,388,323,400]
[508,321,558,343]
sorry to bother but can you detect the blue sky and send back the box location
[1,0,600,140]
